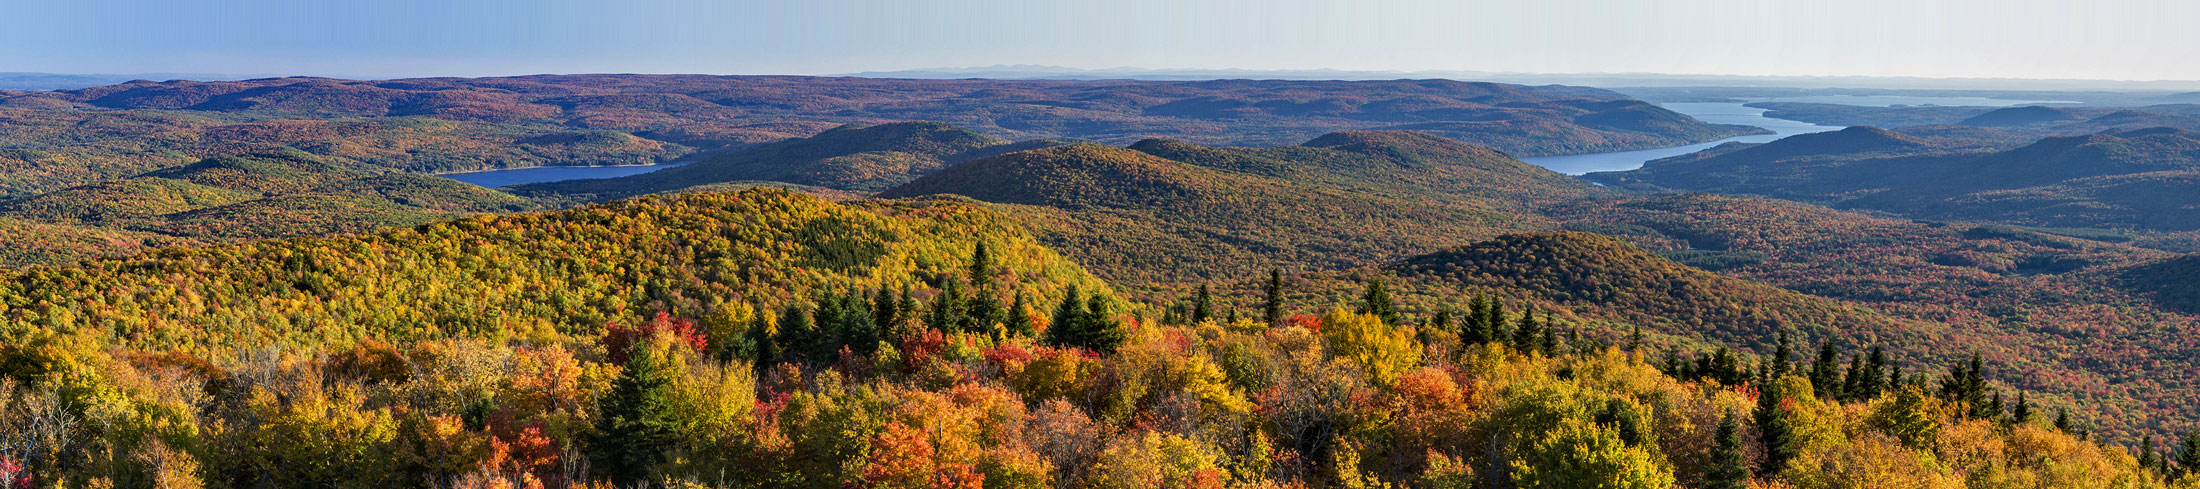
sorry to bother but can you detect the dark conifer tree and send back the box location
[1705,410,1751,489]
[2174,431,2200,482]
[1540,327,1559,357]
[744,305,777,368]
[1841,354,1866,401]
[1511,308,1544,353]
[1046,285,1085,348]
[1359,278,1399,325]
[2053,409,2071,432]
[929,279,969,334]
[2011,392,2032,425]
[1079,293,1126,353]
[1007,292,1035,337]
[1809,342,1840,399]
[968,241,995,292]
[1770,330,1794,379]
[872,288,901,337]
[1860,346,1888,398]
[1757,384,1798,476]
[2138,436,2160,476]
[894,287,920,337]
[1627,323,1643,354]
[1263,269,1285,326]
[1712,347,1741,385]
[780,303,827,362]
[836,292,878,355]
[592,343,681,486]
[1192,283,1214,324]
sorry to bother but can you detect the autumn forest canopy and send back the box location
[0,74,2195,489]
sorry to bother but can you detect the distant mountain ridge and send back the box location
[1590,125,2200,233]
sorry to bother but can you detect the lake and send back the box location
[1519,95,2074,175]
[442,162,686,188]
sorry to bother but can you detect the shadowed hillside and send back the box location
[879,135,1604,281]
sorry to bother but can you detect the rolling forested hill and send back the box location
[0,150,538,265]
[0,185,2174,489]
[878,131,1607,282]
[0,75,1758,199]
[1590,126,2200,241]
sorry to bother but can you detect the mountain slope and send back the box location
[878,136,1597,282]
[1381,232,1939,347]
[0,187,1108,349]
[1592,126,2200,233]
[0,151,539,264]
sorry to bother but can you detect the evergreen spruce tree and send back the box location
[1841,354,1866,401]
[1263,269,1285,326]
[1711,347,1740,385]
[929,279,969,334]
[1626,324,1643,354]
[1045,285,1085,349]
[744,305,777,368]
[1080,293,1127,353]
[1809,342,1840,399]
[895,287,920,337]
[1429,309,1455,341]
[968,241,995,292]
[780,303,827,362]
[2138,436,2160,477]
[1485,298,1510,344]
[2053,409,2071,432]
[1756,384,1798,476]
[1860,346,1888,398]
[2011,392,2032,425]
[872,289,901,338]
[1511,308,1544,353]
[592,343,681,486]
[1705,410,1752,489]
[1661,348,1683,377]
[1540,327,1559,357]
[1191,283,1214,324]
[1005,292,1034,337]
[1461,296,1492,344]
[1771,331,1794,379]
[837,292,878,355]
[1358,278,1400,326]
[2173,431,2200,483]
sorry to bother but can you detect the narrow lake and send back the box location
[1519,95,2074,175]
[442,162,686,188]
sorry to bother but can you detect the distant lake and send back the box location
[1520,95,2074,175]
[442,162,686,188]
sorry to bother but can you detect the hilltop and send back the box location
[1591,126,2200,234]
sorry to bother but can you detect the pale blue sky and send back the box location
[5,0,2197,81]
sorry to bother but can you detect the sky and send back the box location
[6,0,2199,82]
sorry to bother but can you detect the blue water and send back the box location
[442,163,686,188]
[1519,95,2075,175]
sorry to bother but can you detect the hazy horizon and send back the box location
[8,0,2200,83]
